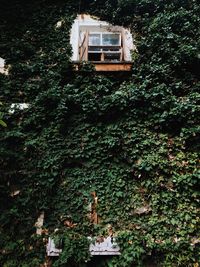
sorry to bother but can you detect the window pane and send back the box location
[89,34,101,46]
[104,53,120,61]
[88,53,101,61]
[88,47,101,52]
[102,34,120,46]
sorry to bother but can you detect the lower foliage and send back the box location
[0,0,199,266]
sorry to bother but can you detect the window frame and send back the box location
[88,32,121,47]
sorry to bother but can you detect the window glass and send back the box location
[89,34,101,46]
[102,34,120,46]
[88,47,101,52]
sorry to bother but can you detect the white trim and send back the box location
[46,236,121,257]
[47,238,62,257]
[89,236,121,256]
[9,103,29,114]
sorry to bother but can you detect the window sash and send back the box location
[89,32,121,47]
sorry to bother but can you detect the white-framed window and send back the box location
[86,32,122,62]
[70,14,135,63]
[89,32,121,47]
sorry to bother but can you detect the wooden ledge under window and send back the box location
[73,61,133,72]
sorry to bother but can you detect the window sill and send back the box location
[73,61,133,71]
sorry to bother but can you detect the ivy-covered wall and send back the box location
[0,0,199,266]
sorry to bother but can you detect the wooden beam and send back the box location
[94,63,132,71]
[121,29,126,61]
[73,62,133,72]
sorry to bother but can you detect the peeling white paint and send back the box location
[9,103,30,114]
[134,205,152,215]
[0,57,9,75]
[46,238,62,256]
[0,57,5,68]
[89,236,121,255]
[35,212,45,235]
[10,190,20,197]
[47,236,120,257]
[55,20,62,29]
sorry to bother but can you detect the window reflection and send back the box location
[89,33,120,46]
[89,34,101,46]
[102,34,120,46]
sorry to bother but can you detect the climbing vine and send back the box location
[0,0,199,266]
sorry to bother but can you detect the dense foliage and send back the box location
[0,0,199,266]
